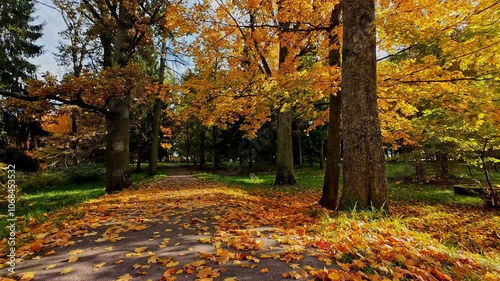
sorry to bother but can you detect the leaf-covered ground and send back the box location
[1,171,499,281]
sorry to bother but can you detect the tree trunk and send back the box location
[439,152,449,177]
[415,157,424,180]
[338,0,388,211]
[248,148,253,168]
[297,131,303,167]
[186,123,190,166]
[149,39,166,175]
[199,126,205,168]
[105,96,132,193]
[320,93,342,210]
[309,135,314,167]
[211,126,218,172]
[71,112,79,166]
[136,153,141,172]
[318,3,342,201]
[319,128,325,169]
[274,111,297,185]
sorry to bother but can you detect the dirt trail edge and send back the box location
[3,167,333,281]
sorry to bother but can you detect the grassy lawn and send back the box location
[195,161,496,206]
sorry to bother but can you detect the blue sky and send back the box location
[32,1,67,77]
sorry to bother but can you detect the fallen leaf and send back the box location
[60,268,73,274]
[116,273,132,281]
[93,262,107,271]
[19,272,35,281]
[45,264,57,270]
[68,256,79,262]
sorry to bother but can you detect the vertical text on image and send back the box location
[6,164,17,273]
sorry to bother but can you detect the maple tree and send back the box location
[338,0,388,211]
[177,0,340,185]
[0,0,170,192]
[377,0,500,206]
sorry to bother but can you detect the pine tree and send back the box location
[0,0,43,91]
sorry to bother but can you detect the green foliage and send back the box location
[64,163,105,184]
[0,0,43,90]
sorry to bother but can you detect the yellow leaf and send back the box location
[19,272,35,281]
[224,278,237,281]
[60,268,73,274]
[290,263,300,269]
[116,273,132,281]
[93,262,107,271]
[69,249,84,255]
[68,256,79,263]
[260,268,269,273]
[166,260,179,267]
[148,255,158,263]
[134,247,148,253]
[45,264,57,270]
[45,250,56,255]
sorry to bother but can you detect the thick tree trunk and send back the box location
[338,0,388,211]
[105,96,132,193]
[274,111,297,185]
[320,4,342,210]
[320,94,342,210]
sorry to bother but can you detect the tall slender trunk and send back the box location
[186,123,190,166]
[149,41,166,175]
[211,126,218,172]
[338,0,388,211]
[199,126,205,168]
[297,131,303,167]
[71,112,79,166]
[320,4,342,210]
[319,129,325,169]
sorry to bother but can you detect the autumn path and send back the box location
[4,167,333,281]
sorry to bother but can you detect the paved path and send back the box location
[3,167,332,280]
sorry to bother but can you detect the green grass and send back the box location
[195,161,493,206]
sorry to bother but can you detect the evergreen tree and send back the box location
[0,0,43,91]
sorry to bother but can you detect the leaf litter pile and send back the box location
[1,175,499,281]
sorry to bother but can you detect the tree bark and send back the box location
[319,128,325,169]
[297,131,303,167]
[149,40,166,175]
[274,111,297,185]
[320,4,342,210]
[70,112,79,166]
[105,96,132,193]
[338,0,388,211]
[320,95,342,210]
[211,126,218,172]
[199,126,205,168]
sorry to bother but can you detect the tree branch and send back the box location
[0,90,108,116]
